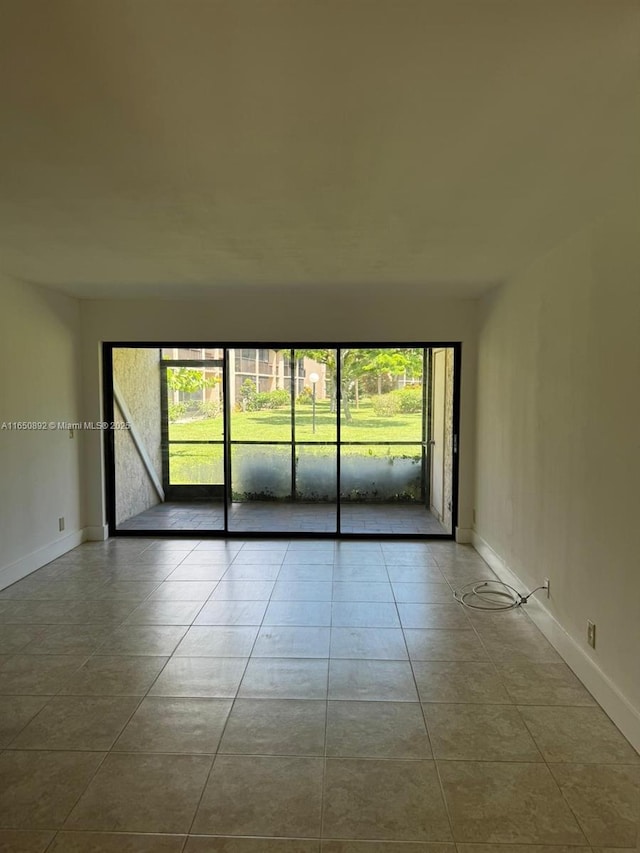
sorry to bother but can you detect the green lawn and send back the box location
[168,442,224,485]
[169,400,423,443]
[168,400,425,485]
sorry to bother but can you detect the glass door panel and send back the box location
[228,348,295,533]
[338,347,435,534]
[164,364,225,491]
[162,359,225,531]
[227,347,339,534]
[293,348,338,533]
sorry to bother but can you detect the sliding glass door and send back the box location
[160,348,225,531]
[338,348,430,534]
[106,343,458,537]
[227,348,337,533]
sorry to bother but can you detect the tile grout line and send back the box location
[43,542,235,845]
[386,545,459,846]
[1,538,637,847]
[183,538,286,840]
[7,542,204,846]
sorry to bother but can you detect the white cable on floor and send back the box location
[453,579,548,611]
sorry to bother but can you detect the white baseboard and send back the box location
[83,524,109,542]
[0,530,84,591]
[455,527,473,544]
[472,531,640,754]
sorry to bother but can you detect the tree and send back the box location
[359,348,423,394]
[295,348,423,423]
[166,367,219,394]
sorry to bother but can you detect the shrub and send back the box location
[240,379,258,411]
[396,387,423,413]
[254,389,291,410]
[372,393,400,417]
[168,402,188,422]
[296,387,313,405]
[198,401,221,418]
[371,387,422,417]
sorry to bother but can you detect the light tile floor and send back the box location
[0,538,637,852]
[117,501,449,535]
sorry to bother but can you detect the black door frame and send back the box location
[103,342,462,539]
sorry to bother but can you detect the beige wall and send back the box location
[474,199,640,722]
[79,286,478,537]
[0,276,83,586]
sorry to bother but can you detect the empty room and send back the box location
[0,1,638,851]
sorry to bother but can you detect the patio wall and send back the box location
[112,347,162,525]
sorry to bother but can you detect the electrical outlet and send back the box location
[58,517,65,532]
[587,620,596,649]
[544,577,550,598]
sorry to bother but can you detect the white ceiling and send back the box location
[0,0,638,299]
